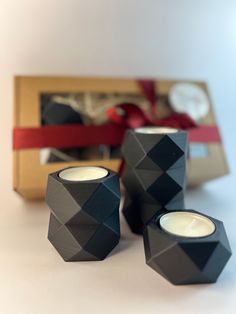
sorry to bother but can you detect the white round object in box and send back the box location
[169,82,210,121]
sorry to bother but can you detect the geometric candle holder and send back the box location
[143,209,232,285]
[121,127,188,234]
[46,166,121,261]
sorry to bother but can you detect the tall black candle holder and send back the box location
[46,166,121,261]
[143,210,232,285]
[121,127,188,234]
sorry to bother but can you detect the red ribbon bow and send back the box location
[106,80,197,130]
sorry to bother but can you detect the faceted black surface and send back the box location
[122,193,163,234]
[48,211,120,261]
[121,129,188,234]
[143,210,232,285]
[121,129,188,171]
[121,131,146,168]
[122,191,184,235]
[46,169,120,225]
[123,165,186,205]
[147,173,182,205]
[147,136,184,170]
[46,167,121,261]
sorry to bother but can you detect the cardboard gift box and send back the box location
[13,76,229,199]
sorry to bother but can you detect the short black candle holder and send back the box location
[46,166,121,261]
[121,128,188,234]
[143,210,232,285]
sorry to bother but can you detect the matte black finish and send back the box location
[121,129,188,234]
[41,97,83,125]
[143,210,232,285]
[122,193,163,234]
[46,167,121,261]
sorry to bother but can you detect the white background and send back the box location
[0,1,236,313]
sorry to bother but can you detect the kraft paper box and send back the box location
[13,76,229,199]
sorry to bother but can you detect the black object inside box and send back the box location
[41,93,121,163]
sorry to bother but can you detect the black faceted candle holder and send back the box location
[143,210,232,285]
[46,166,121,261]
[123,192,163,234]
[121,127,188,234]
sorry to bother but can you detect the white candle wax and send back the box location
[135,127,178,134]
[59,166,108,182]
[160,211,215,238]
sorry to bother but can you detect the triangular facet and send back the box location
[135,133,163,152]
[122,196,143,234]
[48,213,62,237]
[144,224,177,258]
[152,242,200,284]
[46,175,82,224]
[84,224,119,260]
[165,194,185,210]
[102,174,121,199]
[69,248,99,261]
[147,136,184,171]
[104,209,120,235]
[136,155,162,171]
[166,190,184,204]
[147,173,182,205]
[218,227,232,254]
[65,182,100,207]
[48,225,82,261]
[134,168,163,190]
[83,184,120,222]
[176,270,210,285]
[122,166,146,198]
[121,131,146,167]
[179,241,219,270]
[201,242,232,282]
[166,167,186,188]
[67,224,98,246]
[169,155,187,169]
[167,132,188,152]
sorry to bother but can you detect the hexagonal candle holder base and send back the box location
[143,210,232,285]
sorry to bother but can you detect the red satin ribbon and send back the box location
[13,124,126,150]
[189,125,221,143]
[13,124,221,150]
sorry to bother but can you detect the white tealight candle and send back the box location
[160,211,215,238]
[59,166,108,182]
[135,127,178,134]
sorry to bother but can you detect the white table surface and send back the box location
[0,1,236,313]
